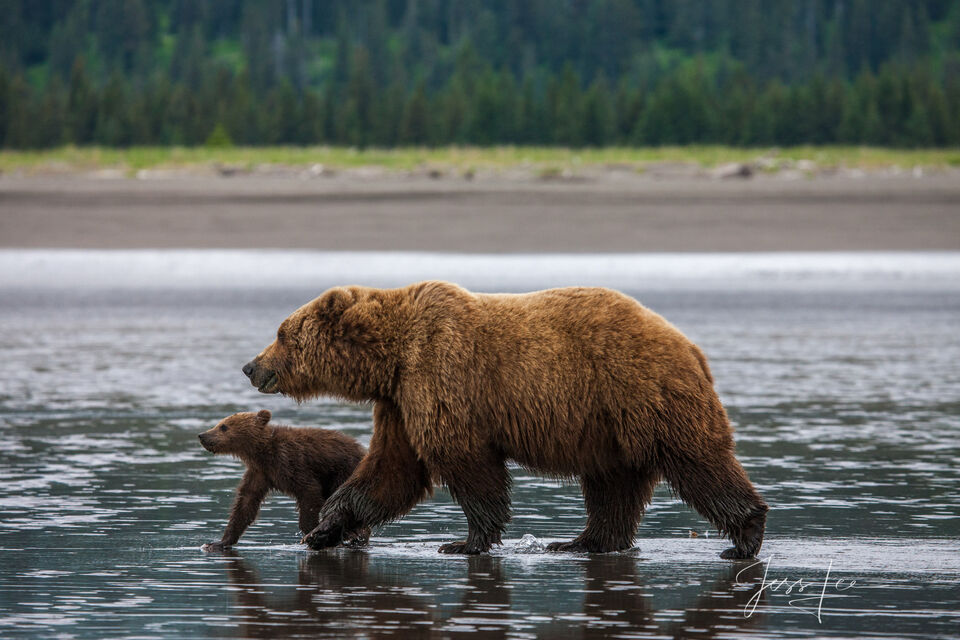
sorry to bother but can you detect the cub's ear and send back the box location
[318,287,355,321]
[257,409,271,425]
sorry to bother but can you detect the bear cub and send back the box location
[198,409,369,551]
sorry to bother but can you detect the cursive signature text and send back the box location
[737,556,857,622]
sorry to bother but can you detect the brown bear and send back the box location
[198,409,369,551]
[241,281,768,559]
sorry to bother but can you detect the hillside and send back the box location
[2,0,960,147]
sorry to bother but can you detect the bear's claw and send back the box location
[720,546,756,560]
[546,540,591,553]
[438,540,484,555]
[302,528,341,549]
[302,512,352,549]
[340,527,371,549]
[546,539,631,553]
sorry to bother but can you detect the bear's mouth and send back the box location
[258,372,280,394]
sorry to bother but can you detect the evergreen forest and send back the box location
[2,0,960,148]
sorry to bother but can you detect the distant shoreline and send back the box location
[3,145,959,178]
[2,169,959,253]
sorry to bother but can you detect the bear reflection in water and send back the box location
[211,550,767,638]
[215,551,432,639]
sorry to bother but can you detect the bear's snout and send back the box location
[198,432,217,453]
[243,359,281,394]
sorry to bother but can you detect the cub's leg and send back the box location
[437,450,512,555]
[547,466,658,553]
[203,470,269,551]
[296,495,322,538]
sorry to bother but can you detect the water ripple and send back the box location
[1,255,959,638]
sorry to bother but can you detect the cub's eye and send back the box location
[219,424,228,432]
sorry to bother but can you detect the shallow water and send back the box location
[1,251,958,639]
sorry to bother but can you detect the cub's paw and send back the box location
[201,542,227,552]
[438,540,484,555]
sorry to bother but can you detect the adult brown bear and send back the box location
[242,281,768,558]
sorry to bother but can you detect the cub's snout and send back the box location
[198,431,218,453]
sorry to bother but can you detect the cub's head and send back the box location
[241,286,403,403]
[198,410,271,455]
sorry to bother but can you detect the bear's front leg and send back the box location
[438,451,512,555]
[303,401,431,550]
[301,506,356,549]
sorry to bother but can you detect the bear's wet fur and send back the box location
[198,409,369,550]
[242,282,768,558]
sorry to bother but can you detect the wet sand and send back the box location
[1,173,959,251]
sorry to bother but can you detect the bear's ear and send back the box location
[339,298,386,347]
[257,409,271,425]
[318,287,354,321]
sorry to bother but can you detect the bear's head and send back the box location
[198,410,272,455]
[242,286,404,403]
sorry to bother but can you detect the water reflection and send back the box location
[579,556,655,638]
[206,550,772,639]
[216,550,434,639]
[664,561,767,640]
[574,556,767,640]
[440,556,513,638]
[216,551,516,639]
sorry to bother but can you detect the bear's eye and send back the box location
[219,424,228,432]
[277,330,286,344]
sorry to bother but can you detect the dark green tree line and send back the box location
[1,0,960,148]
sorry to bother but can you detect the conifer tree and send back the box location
[400,81,430,145]
[66,58,98,144]
[582,76,614,147]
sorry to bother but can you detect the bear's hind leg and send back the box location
[661,448,768,560]
[547,466,658,553]
[438,452,511,555]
